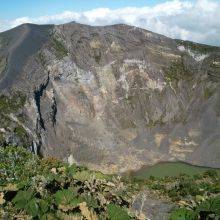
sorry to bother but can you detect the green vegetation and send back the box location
[14,126,30,148]
[127,165,220,204]
[0,57,7,74]
[170,196,220,220]
[148,117,165,128]
[0,92,26,131]
[176,40,220,54]
[208,61,220,83]
[131,162,220,179]
[52,37,68,59]
[143,171,219,202]
[0,146,136,219]
[164,61,191,83]
[170,208,196,220]
[130,171,220,219]
[37,52,47,67]
[1,147,220,219]
[94,51,102,64]
[107,204,131,220]
[0,92,31,148]
[0,92,26,114]
[0,35,9,49]
[0,132,5,146]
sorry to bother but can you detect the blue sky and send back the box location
[0,0,219,46]
[0,0,169,20]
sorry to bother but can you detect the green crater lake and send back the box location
[130,162,220,179]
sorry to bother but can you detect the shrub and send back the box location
[170,208,197,220]
[107,204,131,220]
[52,37,68,59]
[0,147,134,219]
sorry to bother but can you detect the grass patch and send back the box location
[0,57,7,74]
[131,162,220,179]
[0,92,26,114]
[14,126,30,148]
[94,51,102,64]
[0,92,31,148]
[164,61,191,83]
[37,52,46,67]
[0,35,10,49]
[0,132,6,146]
[208,61,220,82]
[52,37,68,59]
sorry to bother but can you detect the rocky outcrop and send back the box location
[0,22,219,173]
[132,190,174,220]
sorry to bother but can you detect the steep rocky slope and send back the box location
[0,22,219,173]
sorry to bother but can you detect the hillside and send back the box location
[0,22,220,173]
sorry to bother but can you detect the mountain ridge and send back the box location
[0,21,219,173]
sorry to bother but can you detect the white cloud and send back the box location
[0,0,219,46]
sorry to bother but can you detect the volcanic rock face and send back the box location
[0,22,219,173]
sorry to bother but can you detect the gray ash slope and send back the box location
[0,22,219,173]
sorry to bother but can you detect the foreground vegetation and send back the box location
[0,146,219,219]
[0,146,137,219]
[135,173,220,219]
